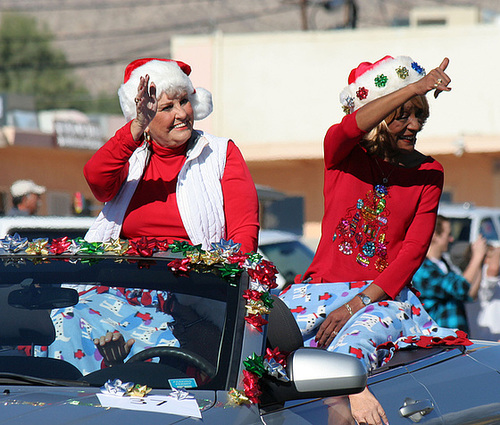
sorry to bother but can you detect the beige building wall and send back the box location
[172,23,500,243]
[0,144,95,215]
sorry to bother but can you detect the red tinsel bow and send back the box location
[128,237,157,257]
[50,237,72,254]
[264,347,287,366]
[168,258,191,275]
[402,330,473,348]
[227,253,249,266]
[242,370,261,404]
[247,261,278,289]
[243,289,263,302]
[244,313,268,332]
[155,239,171,251]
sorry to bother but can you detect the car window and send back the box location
[479,217,499,241]
[259,240,314,285]
[448,218,471,243]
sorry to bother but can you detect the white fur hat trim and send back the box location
[118,59,213,122]
[339,56,426,114]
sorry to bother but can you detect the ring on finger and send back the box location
[333,330,338,335]
[134,97,140,104]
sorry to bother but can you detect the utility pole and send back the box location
[345,0,357,28]
[300,0,309,30]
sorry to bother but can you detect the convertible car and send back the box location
[0,235,499,424]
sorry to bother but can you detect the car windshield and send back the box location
[448,217,471,243]
[259,240,314,285]
[0,255,242,390]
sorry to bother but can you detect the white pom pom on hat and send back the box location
[339,55,426,114]
[117,57,213,122]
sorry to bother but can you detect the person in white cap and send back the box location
[84,58,259,253]
[8,179,46,216]
[279,56,471,424]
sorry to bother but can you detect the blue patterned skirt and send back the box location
[279,281,460,372]
[35,287,178,375]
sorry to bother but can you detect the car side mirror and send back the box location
[8,285,79,310]
[260,348,367,406]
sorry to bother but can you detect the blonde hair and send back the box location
[361,95,429,162]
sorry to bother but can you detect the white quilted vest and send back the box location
[85,130,228,250]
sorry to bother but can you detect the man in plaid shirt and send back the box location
[412,215,487,334]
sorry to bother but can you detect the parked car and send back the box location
[0,216,314,291]
[438,202,500,265]
[258,229,315,291]
[0,238,499,424]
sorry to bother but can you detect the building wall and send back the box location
[248,157,325,220]
[173,24,500,145]
[0,145,95,216]
[437,152,500,207]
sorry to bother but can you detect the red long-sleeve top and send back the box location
[84,122,259,253]
[304,112,443,299]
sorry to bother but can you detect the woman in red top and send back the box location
[83,58,259,369]
[84,58,259,254]
[280,56,463,424]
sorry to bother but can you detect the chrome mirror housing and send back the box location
[289,347,367,393]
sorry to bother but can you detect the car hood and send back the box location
[0,386,260,424]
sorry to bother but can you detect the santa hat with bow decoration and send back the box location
[118,58,213,122]
[340,55,426,114]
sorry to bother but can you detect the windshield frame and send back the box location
[0,254,250,391]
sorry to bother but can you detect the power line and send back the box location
[2,3,296,43]
[0,3,298,71]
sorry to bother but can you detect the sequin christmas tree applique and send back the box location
[333,184,390,273]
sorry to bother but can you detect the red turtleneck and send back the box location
[84,122,259,253]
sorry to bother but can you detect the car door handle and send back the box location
[399,397,434,422]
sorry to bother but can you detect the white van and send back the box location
[438,203,500,247]
[438,203,500,266]
[0,216,95,240]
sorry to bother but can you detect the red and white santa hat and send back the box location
[118,58,213,122]
[339,55,426,114]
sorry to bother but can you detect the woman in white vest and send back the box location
[78,58,259,370]
[84,58,259,254]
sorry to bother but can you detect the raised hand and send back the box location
[130,74,158,140]
[413,57,452,98]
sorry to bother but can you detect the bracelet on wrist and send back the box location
[345,302,354,316]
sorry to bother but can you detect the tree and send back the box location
[0,12,90,111]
